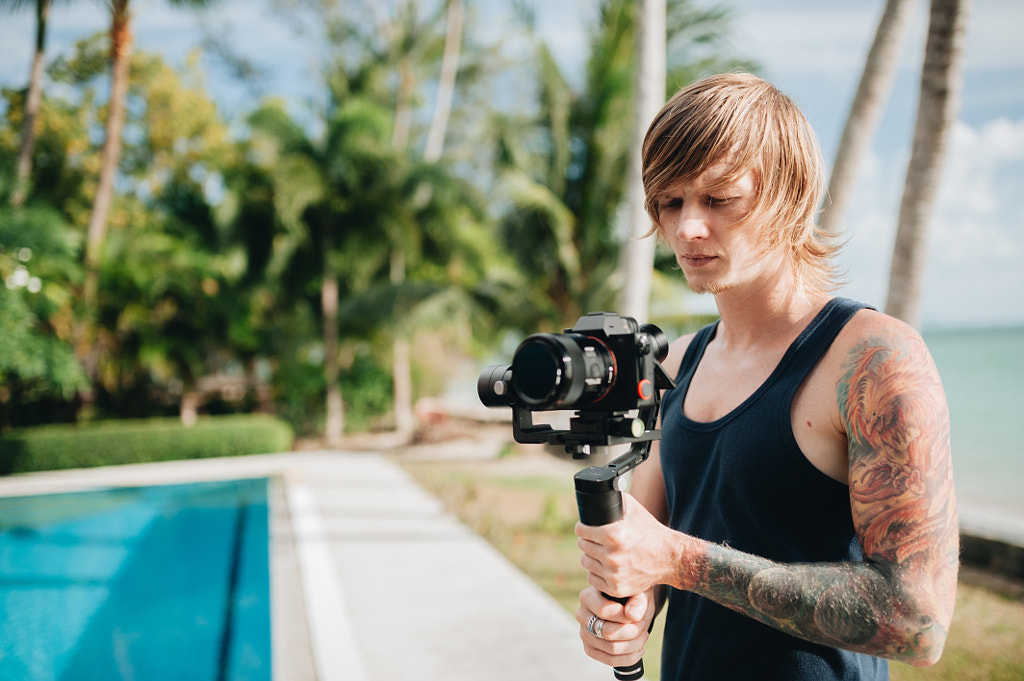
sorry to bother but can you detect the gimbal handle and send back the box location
[574,443,650,681]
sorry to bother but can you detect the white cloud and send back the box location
[839,116,1024,328]
[963,0,1024,71]
[927,118,1024,324]
[936,118,1024,237]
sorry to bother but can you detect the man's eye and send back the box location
[661,198,683,210]
[708,196,733,207]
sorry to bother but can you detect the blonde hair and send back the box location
[643,72,841,290]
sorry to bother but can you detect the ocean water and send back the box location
[924,326,1024,517]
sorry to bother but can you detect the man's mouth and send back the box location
[680,254,716,268]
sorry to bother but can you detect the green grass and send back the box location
[891,580,1024,681]
[401,456,1024,681]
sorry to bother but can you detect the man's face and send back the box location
[656,161,778,295]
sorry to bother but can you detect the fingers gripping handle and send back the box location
[575,465,644,681]
[595,589,645,681]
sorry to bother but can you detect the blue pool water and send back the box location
[0,478,271,681]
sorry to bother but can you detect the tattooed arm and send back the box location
[578,315,959,666]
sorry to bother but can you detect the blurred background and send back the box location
[1,3,1022,679]
[0,0,1020,507]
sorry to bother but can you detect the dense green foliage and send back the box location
[0,0,750,441]
[0,414,294,473]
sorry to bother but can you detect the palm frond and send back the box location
[498,169,581,283]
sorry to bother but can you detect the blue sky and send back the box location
[1,0,1021,329]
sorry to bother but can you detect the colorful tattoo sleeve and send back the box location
[676,327,959,665]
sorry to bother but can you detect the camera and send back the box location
[477,312,675,455]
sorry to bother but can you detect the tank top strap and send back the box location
[771,297,874,402]
[673,318,719,389]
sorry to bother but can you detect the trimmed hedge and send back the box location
[0,414,294,475]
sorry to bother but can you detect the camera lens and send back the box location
[511,333,614,409]
[477,365,514,407]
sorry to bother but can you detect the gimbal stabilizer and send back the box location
[513,403,662,681]
[477,313,676,680]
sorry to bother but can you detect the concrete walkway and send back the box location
[0,451,611,681]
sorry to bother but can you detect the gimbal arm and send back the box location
[571,403,660,681]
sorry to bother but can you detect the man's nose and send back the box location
[672,204,710,241]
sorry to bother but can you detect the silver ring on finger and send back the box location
[587,614,599,636]
[594,618,605,639]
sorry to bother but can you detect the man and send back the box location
[575,73,958,680]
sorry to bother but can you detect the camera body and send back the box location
[478,312,675,453]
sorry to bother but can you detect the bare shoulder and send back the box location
[835,307,931,351]
[829,308,946,415]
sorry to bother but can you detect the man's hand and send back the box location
[576,587,655,670]
[576,492,683,598]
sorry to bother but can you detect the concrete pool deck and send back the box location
[0,451,611,681]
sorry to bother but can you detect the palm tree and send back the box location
[617,0,665,322]
[82,0,219,310]
[257,0,485,442]
[819,0,916,234]
[244,91,490,444]
[241,101,371,444]
[423,0,463,164]
[885,0,970,327]
[3,0,63,208]
[395,0,463,437]
[496,0,751,332]
[378,0,464,437]
[326,0,466,438]
[493,0,637,332]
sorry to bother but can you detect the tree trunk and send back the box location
[10,0,52,209]
[389,54,415,438]
[617,0,665,322]
[83,0,132,310]
[322,233,344,446]
[390,249,415,437]
[820,0,916,233]
[885,0,970,327]
[74,0,132,409]
[392,59,414,151]
[423,0,462,164]
[388,0,465,439]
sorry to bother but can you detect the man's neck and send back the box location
[712,279,830,353]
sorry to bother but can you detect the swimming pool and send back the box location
[0,478,271,681]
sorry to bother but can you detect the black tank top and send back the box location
[658,297,889,680]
